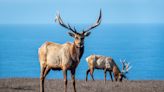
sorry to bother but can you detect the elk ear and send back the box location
[84,32,91,37]
[68,32,75,38]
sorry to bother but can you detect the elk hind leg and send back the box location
[40,65,46,92]
[40,65,50,92]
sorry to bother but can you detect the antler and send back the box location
[83,9,102,33]
[55,12,77,33]
[120,59,132,74]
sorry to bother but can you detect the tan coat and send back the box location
[86,54,119,71]
[86,54,123,82]
[39,41,82,70]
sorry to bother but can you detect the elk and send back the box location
[38,10,102,92]
[85,54,132,82]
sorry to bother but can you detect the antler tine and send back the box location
[126,62,131,70]
[68,24,77,33]
[126,66,132,72]
[83,9,102,33]
[55,12,76,33]
[120,59,126,72]
[120,59,122,63]
[126,62,130,68]
[121,59,132,74]
[124,62,132,73]
[74,27,77,33]
[123,59,126,63]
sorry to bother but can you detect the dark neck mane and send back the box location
[79,46,84,59]
[112,59,121,74]
[71,42,84,61]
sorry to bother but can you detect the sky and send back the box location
[0,0,164,24]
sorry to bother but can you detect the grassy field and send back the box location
[0,78,164,92]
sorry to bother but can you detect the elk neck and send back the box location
[112,59,121,75]
[70,42,84,61]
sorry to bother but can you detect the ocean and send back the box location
[0,24,164,80]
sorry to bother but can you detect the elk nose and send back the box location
[80,43,83,45]
[79,43,83,47]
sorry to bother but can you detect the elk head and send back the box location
[119,59,132,82]
[55,10,102,48]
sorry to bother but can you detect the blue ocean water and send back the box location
[0,24,164,80]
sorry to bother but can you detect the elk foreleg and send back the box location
[109,71,113,82]
[63,70,67,92]
[71,69,76,92]
[90,68,95,81]
[114,74,118,81]
[85,69,90,82]
[104,69,107,83]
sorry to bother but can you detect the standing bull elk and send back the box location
[38,10,102,92]
[85,54,132,82]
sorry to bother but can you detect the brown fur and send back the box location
[39,10,101,92]
[39,41,83,92]
[86,55,123,82]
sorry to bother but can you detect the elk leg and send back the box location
[109,71,113,82]
[104,69,107,83]
[63,70,67,92]
[71,69,76,92]
[85,69,90,82]
[40,66,46,92]
[90,68,95,81]
[115,78,118,81]
[43,66,50,77]
[114,74,118,81]
[41,66,50,92]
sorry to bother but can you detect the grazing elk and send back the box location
[38,10,102,92]
[85,54,132,82]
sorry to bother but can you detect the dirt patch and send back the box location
[0,78,164,92]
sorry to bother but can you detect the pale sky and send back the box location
[0,0,164,24]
